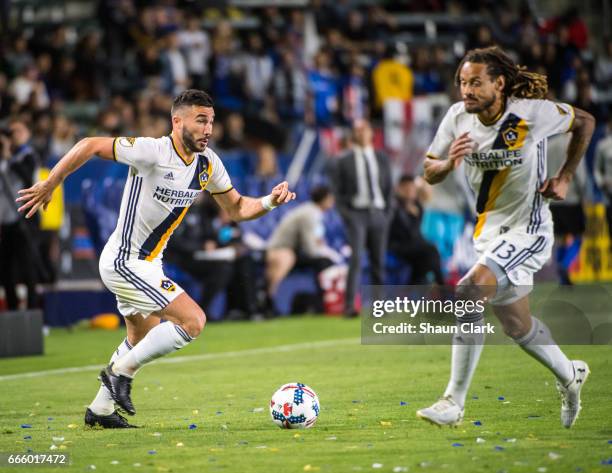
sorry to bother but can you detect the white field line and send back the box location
[0,337,360,382]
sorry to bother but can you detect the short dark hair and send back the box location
[171,89,214,115]
[310,185,332,204]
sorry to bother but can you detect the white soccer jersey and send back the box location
[105,135,232,264]
[427,98,574,251]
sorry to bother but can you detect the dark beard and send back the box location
[465,94,496,114]
[182,128,204,153]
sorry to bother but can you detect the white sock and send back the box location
[112,321,193,377]
[514,316,573,385]
[89,338,133,415]
[443,314,485,408]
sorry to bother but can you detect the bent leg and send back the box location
[112,293,205,377]
[493,297,573,385]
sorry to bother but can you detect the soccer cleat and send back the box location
[416,396,464,427]
[84,408,137,429]
[556,360,590,428]
[99,364,136,416]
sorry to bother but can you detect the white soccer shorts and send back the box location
[99,246,184,317]
[476,231,553,305]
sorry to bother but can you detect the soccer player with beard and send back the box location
[17,90,296,428]
[416,47,595,428]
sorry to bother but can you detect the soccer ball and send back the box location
[269,383,320,429]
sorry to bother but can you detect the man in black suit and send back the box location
[329,119,393,316]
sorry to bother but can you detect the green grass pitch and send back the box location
[1,312,611,472]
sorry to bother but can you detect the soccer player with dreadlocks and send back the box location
[416,46,595,428]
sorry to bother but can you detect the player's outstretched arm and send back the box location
[213,180,296,222]
[16,137,115,218]
[539,108,595,201]
[423,132,473,185]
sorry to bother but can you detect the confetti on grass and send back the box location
[476,438,486,444]
[188,424,197,430]
[473,420,482,426]
[548,452,562,460]
[494,446,505,451]
[372,463,383,469]
[452,443,463,447]
[148,450,156,455]
[20,424,32,428]
[497,396,505,401]
[400,402,407,406]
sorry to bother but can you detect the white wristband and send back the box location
[261,194,278,211]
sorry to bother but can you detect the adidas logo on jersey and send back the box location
[163,172,174,181]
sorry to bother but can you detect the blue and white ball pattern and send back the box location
[269,383,320,429]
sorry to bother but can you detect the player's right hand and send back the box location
[446,132,474,170]
[16,179,55,218]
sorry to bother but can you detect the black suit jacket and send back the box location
[329,148,393,215]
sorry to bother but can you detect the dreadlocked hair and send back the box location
[454,46,548,99]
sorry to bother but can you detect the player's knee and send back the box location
[500,315,528,339]
[184,309,206,338]
[457,270,496,302]
[456,277,484,302]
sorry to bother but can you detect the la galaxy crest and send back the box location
[198,169,209,190]
[501,127,519,148]
[160,279,176,292]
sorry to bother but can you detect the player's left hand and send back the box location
[270,181,296,206]
[538,175,570,201]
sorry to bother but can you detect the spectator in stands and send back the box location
[9,64,50,110]
[306,50,340,127]
[209,20,243,111]
[160,29,189,95]
[178,16,211,91]
[73,31,105,101]
[0,120,40,310]
[329,119,392,317]
[255,144,280,180]
[241,32,274,112]
[389,175,444,285]
[272,48,307,122]
[49,115,78,161]
[4,35,34,78]
[371,44,413,114]
[265,185,338,314]
[412,47,445,95]
[594,117,612,247]
[342,60,369,123]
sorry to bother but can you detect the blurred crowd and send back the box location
[1,0,612,317]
